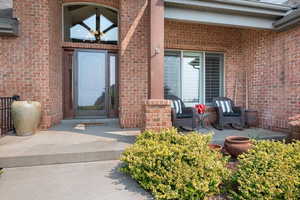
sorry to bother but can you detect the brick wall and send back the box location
[119,0,150,128]
[241,27,300,131]
[0,0,62,128]
[143,99,172,131]
[48,0,63,126]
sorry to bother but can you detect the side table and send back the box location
[245,110,258,128]
[199,113,210,129]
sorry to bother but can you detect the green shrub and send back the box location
[120,128,230,200]
[229,140,300,200]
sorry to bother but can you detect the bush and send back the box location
[120,128,230,200]
[229,140,300,200]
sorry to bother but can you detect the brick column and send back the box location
[150,0,164,99]
[143,99,172,131]
[142,1,171,131]
[119,0,150,128]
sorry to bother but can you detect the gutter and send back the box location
[164,0,291,11]
[210,0,291,11]
[273,7,300,31]
[164,0,289,18]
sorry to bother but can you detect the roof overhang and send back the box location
[164,0,292,30]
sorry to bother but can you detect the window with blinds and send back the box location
[205,53,224,104]
[164,50,224,105]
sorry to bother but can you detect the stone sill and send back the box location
[0,18,19,36]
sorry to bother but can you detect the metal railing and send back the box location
[0,95,20,136]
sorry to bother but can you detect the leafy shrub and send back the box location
[229,140,300,200]
[120,128,230,200]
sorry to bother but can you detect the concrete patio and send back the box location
[0,160,152,200]
[0,119,288,168]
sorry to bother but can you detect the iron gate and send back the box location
[0,96,20,136]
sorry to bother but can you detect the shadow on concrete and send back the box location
[107,162,153,200]
[48,119,140,144]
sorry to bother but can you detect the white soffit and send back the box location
[164,0,291,29]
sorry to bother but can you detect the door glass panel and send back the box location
[182,52,203,106]
[109,55,117,113]
[77,51,106,113]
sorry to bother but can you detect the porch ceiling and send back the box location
[164,0,291,30]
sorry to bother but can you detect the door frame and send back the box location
[73,49,108,117]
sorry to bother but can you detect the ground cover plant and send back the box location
[120,128,230,200]
[121,128,300,200]
[229,140,300,200]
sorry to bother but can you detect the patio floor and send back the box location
[199,127,288,145]
[0,119,288,168]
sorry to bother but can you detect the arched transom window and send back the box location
[63,4,118,45]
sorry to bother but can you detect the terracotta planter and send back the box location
[208,144,222,151]
[224,136,252,157]
[288,120,300,141]
[12,101,41,136]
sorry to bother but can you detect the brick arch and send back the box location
[62,0,119,10]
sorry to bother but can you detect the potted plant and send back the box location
[288,114,300,141]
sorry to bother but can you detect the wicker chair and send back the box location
[213,97,245,130]
[166,95,200,131]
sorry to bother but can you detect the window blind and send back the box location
[205,53,223,103]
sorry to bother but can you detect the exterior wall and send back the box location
[119,0,150,128]
[165,20,300,131]
[165,20,245,107]
[143,99,172,131]
[165,20,245,124]
[1,0,299,131]
[0,0,62,128]
[241,27,300,131]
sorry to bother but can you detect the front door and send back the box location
[75,50,108,117]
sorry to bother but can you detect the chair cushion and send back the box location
[177,113,193,119]
[223,112,241,117]
[171,99,182,114]
[216,100,233,113]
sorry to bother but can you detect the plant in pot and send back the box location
[288,114,300,141]
[224,136,252,157]
[12,99,42,136]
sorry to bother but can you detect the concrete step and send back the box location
[0,150,124,168]
[0,119,139,168]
